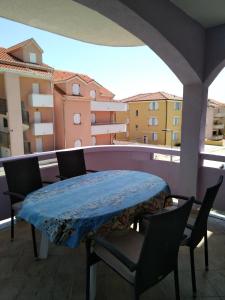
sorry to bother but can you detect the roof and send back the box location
[0,42,53,79]
[120,92,183,103]
[7,38,43,53]
[208,99,225,108]
[53,70,114,98]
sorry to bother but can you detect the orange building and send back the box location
[0,39,54,157]
[53,70,127,149]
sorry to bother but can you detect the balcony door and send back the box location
[34,111,41,123]
[35,137,43,152]
[32,83,40,94]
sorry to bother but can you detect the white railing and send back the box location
[91,101,127,112]
[29,94,54,108]
[91,123,127,135]
[32,122,54,136]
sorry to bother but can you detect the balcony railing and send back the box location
[29,93,54,108]
[32,122,54,136]
[211,135,223,140]
[91,123,127,135]
[91,101,128,112]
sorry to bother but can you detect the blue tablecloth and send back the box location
[18,170,169,248]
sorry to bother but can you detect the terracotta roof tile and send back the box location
[120,91,182,102]
[7,38,43,53]
[54,70,114,98]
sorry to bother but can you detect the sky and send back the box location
[0,17,225,101]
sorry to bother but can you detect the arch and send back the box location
[75,0,204,85]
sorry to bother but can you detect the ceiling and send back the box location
[0,0,225,48]
[171,0,225,28]
[0,0,143,47]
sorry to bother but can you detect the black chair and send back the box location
[3,156,44,258]
[86,197,194,300]
[56,149,97,180]
[164,175,223,296]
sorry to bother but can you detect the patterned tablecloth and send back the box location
[18,170,170,248]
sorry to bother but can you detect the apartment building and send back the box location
[205,99,225,145]
[0,38,54,157]
[116,92,182,146]
[53,70,127,149]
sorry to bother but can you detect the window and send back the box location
[91,113,96,124]
[72,83,80,95]
[135,124,138,129]
[90,90,96,99]
[174,102,181,111]
[143,135,148,143]
[126,118,129,124]
[35,137,43,152]
[29,53,37,63]
[92,136,96,145]
[73,113,81,124]
[34,111,41,123]
[3,118,8,128]
[32,83,39,94]
[136,110,138,116]
[152,132,158,141]
[149,117,158,126]
[173,116,180,126]
[74,139,82,147]
[149,101,159,111]
[172,132,178,141]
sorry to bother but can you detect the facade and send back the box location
[53,70,127,149]
[205,99,225,145]
[116,92,183,146]
[0,39,54,157]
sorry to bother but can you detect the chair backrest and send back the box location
[3,156,43,203]
[190,175,223,248]
[56,149,86,179]
[135,197,193,294]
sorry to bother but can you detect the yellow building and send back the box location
[116,92,182,146]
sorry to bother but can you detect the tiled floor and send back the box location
[0,216,224,300]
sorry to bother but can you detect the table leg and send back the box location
[39,232,49,259]
[90,264,97,300]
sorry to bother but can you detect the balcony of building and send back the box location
[32,123,54,136]
[213,122,224,130]
[91,101,128,112]
[29,94,54,108]
[91,123,127,135]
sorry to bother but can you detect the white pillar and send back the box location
[180,83,208,196]
[4,72,24,156]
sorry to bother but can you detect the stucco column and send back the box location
[4,72,24,156]
[180,83,208,196]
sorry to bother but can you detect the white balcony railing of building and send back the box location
[213,124,224,130]
[29,94,54,108]
[91,101,128,112]
[91,123,127,135]
[32,123,54,136]
[211,135,224,140]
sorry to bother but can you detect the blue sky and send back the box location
[0,17,224,101]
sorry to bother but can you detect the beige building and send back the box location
[116,92,183,146]
[205,99,225,145]
[53,70,127,149]
[0,39,54,157]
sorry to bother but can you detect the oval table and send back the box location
[19,170,169,252]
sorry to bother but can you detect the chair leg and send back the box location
[86,240,91,300]
[133,288,139,300]
[174,265,180,300]
[11,210,14,241]
[204,232,209,271]
[31,225,38,258]
[190,248,197,296]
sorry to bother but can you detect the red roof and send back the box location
[120,92,183,102]
[0,43,52,79]
[54,70,114,97]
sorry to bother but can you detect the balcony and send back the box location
[214,112,225,118]
[32,122,53,136]
[211,135,223,140]
[29,93,54,108]
[91,123,127,135]
[213,123,224,129]
[91,101,128,112]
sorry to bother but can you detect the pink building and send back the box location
[53,70,127,149]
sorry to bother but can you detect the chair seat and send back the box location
[94,230,144,283]
[12,201,23,213]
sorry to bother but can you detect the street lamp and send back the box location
[162,128,173,161]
